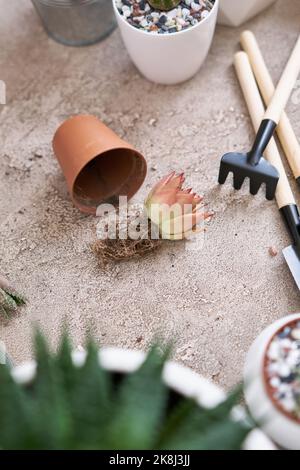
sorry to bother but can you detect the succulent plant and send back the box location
[0,331,251,449]
[0,274,26,317]
[148,0,181,11]
[144,172,213,240]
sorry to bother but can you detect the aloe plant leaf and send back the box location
[32,330,73,449]
[157,398,198,446]
[69,339,112,448]
[0,363,36,449]
[191,419,249,450]
[106,345,170,449]
[55,331,77,394]
[209,386,243,417]
[159,389,250,450]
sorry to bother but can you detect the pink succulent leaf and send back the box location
[160,208,213,239]
[145,172,173,201]
[176,192,194,204]
[166,172,185,189]
[145,172,174,202]
[145,172,187,205]
[155,171,175,188]
[148,188,178,206]
[177,191,202,206]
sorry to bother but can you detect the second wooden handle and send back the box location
[241,30,300,179]
[263,34,300,124]
[234,51,295,209]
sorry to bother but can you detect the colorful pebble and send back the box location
[115,0,215,34]
[265,320,300,421]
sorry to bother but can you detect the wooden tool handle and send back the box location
[234,51,295,209]
[241,30,300,179]
[262,34,300,124]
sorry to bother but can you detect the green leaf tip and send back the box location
[148,0,181,11]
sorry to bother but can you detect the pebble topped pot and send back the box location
[218,0,277,27]
[112,0,219,85]
[244,313,300,450]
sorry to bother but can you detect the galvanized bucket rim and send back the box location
[32,0,100,7]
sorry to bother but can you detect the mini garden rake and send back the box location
[218,34,300,200]
[234,50,300,290]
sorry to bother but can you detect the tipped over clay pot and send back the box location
[53,115,147,214]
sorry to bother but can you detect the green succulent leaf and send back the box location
[0,288,18,315]
[55,331,76,394]
[7,290,26,307]
[148,0,181,11]
[157,398,198,446]
[159,388,249,450]
[70,339,112,449]
[0,362,35,449]
[32,330,73,449]
[0,284,26,317]
[106,345,170,449]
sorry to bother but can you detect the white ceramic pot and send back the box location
[244,313,300,450]
[11,346,274,450]
[218,0,277,27]
[112,0,219,85]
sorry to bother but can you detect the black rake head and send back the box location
[218,152,279,200]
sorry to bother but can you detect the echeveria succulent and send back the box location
[144,172,213,240]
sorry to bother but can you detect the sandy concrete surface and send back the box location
[0,0,300,390]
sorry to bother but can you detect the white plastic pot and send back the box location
[244,313,300,450]
[11,346,274,450]
[218,0,277,27]
[112,0,219,85]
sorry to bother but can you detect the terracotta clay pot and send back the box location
[53,115,147,214]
